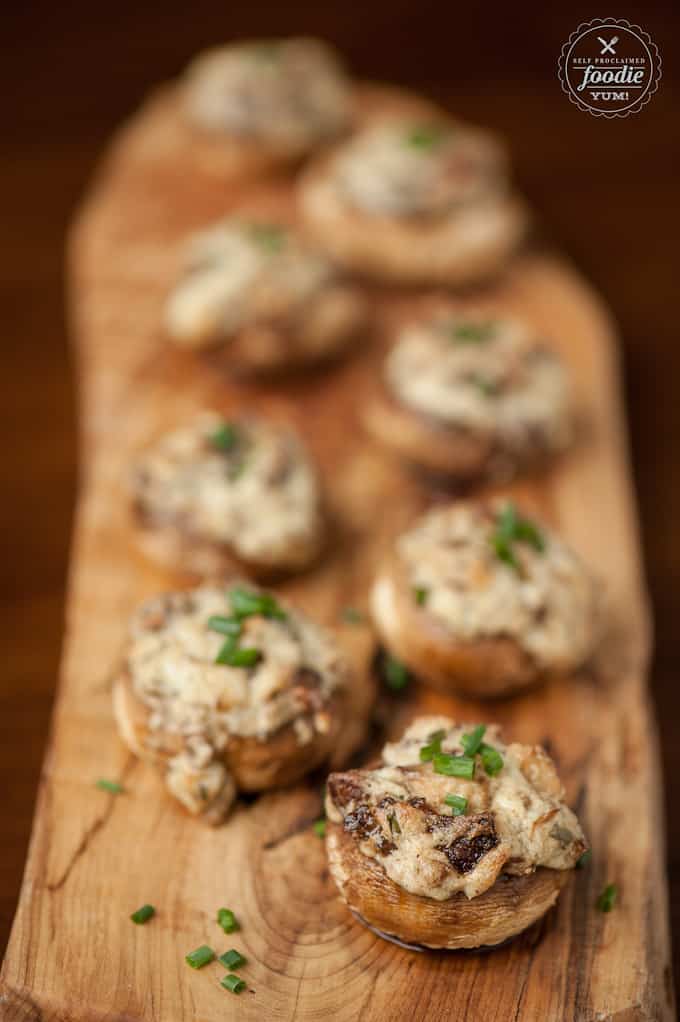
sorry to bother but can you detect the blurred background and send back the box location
[1,0,678,982]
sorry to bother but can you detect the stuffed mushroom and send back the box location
[165,217,366,373]
[364,306,572,480]
[113,583,358,823]
[371,501,599,697]
[299,114,528,285]
[130,412,325,578]
[182,37,352,174]
[325,716,587,949]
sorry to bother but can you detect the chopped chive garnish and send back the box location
[215,640,260,667]
[341,607,365,624]
[222,973,247,994]
[384,656,410,692]
[490,503,545,573]
[469,373,498,397]
[413,586,428,606]
[445,794,468,816]
[217,908,239,933]
[313,818,326,838]
[207,615,242,637]
[461,724,487,757]
[576,850,592,870]
[404,124,448,149]
[480,743,504,776]
[596,883,618,913]
[451,321,497,344]
[419,729,446,762]
[96,778,124,794]
[219,949,247,970]
[130,904,155,925]
[185,945,215,969]
[209,422,238,452]
[229,586,286,621]
[227,459,247,482]
[388,812,401,835]
[433,753,475,779]
[248,222,286,252]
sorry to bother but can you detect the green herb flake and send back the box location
[388,812,401,835]
[96,778,124,794]
[248,222,287,252]
[445,794,468,816]
[229,586,287,622]
[207,615,242,638]
[596,883,618,913]
[419,729,446,762]
[461,724,486,757]
[209,421,238,452]
[489,503,545,574]
[222,973,247,994]
[383,656,410,692]
[404,124,449,150]
[576,850,592,870]
[130,904,155,925]
[185,945,215,970]
[480,743,504,777]
[313,818,326,838]
[433,753,475,779]
[451,321,497,344]
[413,586,428,606]
[341,607,365,624]
[217,908,239,933]
[219,949,247,970]
[227,459,247,482]
[469,373,498,398]
[215,640,261,668]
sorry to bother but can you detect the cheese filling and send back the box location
[385,311,571,454]
[396,503,597,671]
[128,586,347,748]
[334,119,506,217]
[184,38,351,145]
[165,219,339,349]
[326,717,586,900]
[131,413,323,565]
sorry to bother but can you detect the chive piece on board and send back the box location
[221,973,247,994]
[219,949,247,970]
[596,883,618,913]
[217,908,239,933]
[96,779,124,794]
[313,818,326,838]
[185,945,215,969]
[130,904,155,925]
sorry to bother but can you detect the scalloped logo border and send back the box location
[558,18,662,118]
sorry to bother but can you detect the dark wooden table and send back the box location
[2,0,678,992]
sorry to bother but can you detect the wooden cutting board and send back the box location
[0,84,674,1022]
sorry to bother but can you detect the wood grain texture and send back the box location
[0,82,674,1022]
